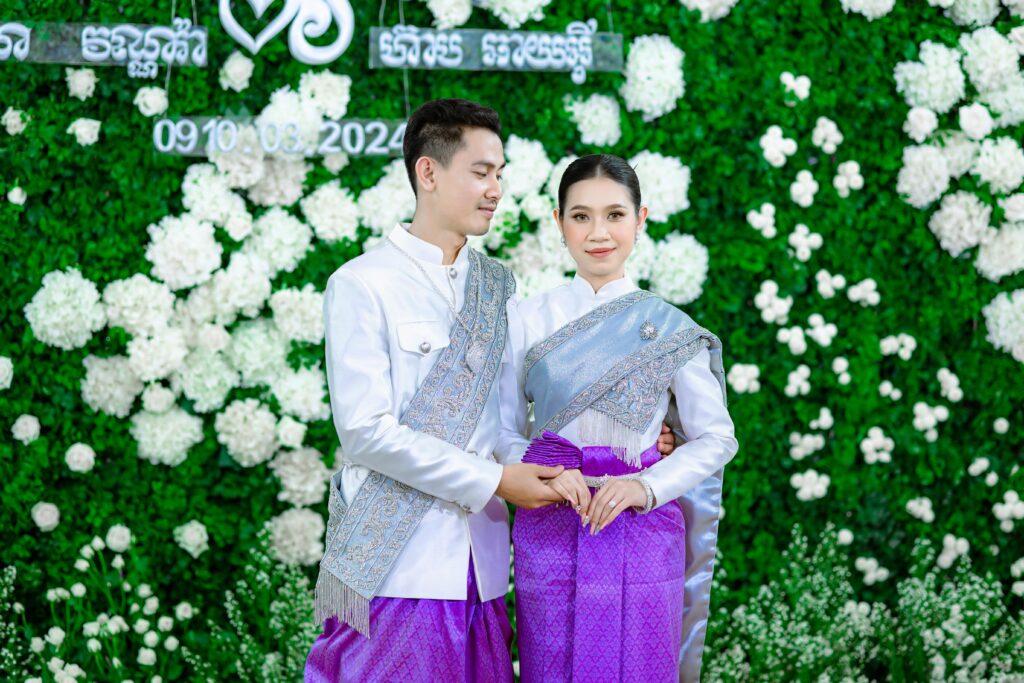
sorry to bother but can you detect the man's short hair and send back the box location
[403,99,502,195]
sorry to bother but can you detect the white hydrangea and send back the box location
[206,252,273,325]
[242,208,313,277]
[65,443,96,473]
[276,415,307,449]
[811,117,844,154]
[839,0,896,19]
[630,151,691,222]
[269,447,331,506]
[959,103,994,140]
[959,28,1018,93]
[215,399,278,467]
[269,284,324,344]
[790,469,830,501]
[935,129,979,178]
[173,520,209,559]
[25,268,106,350]
[976,222,1024,281]
[754,280,793,324]
[256,86,323,159]
[141,384,175,414]
[647,233,708,305]
[898,145,950,208]
[219,51,254,92]
[907,497,936,523]
[129,407,203,467]
[478,0,551,27]
[760,125,798,167]
[300,181,360,242]
[894,41,966,114]
[357,159,416,235]
[248,157,311,207]
[979,73,1024,128]
[425,0,472,28]
[947,0,1002,25]
[970,137,1024,194]
[746,203,777,238]
[620,35,686,122]
[172,350,240,413]
[563,94,622,147]
[983,289,1024,362]
[726,364,760,393]
[210,126,265,192]
[860,426,895,464]
[999,194,1024,221]
[31,502,60,533]
[145,213,223,291]
[126,329,188,382]
[504,136,553,199]
[181,164,248,230]
[790,170,819,208]
[298,71,352,120]
[904,106,939,142]
[927,190,993,256]
[266,507,325,566]
[102,275,174,337]
[226,319,290,387]
[271,365,331,423]
[788,223,823,261]
[680,0,741,21]
[12,414,40,445]
[780,71,812,101]
[81,355,144,418]
[322,152,350,175]
[66,67,97,100]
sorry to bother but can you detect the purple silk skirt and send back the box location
[304,556,513,683]
[513,432,686,683]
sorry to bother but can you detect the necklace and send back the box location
[386,237,491,373]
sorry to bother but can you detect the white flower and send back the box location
[647,233,708,304]
[172,349,240,413]
[141,384,175,414]
[935,129,979,178]
[746,203,777,238]
[182,163,250,228]
[8,186,26,205]
[790,170,819,208]
[219,51,254,92]
[780,71,811,101]
[937,534,970,569]
[45,626,66,648]
[936,367,964,402]
[504,136,553,199]
[248,157,311,207]
[0,356,11,391]
[174,602,194,620]
[356,159,416,235]
[164,637,179,652]
[300,181,359,242]
[322,152,349,175]
[145,213,223,291]
[157,617,173,632]
[949,1,1003,27]
[630,151,691,222]
[215,399,278,467]
[425,0,472,28]
[173,520,209,559]
[839,0,896,19]
[242,208,313,277]
[897,145,950,208]
[127,329,188,382]
[904,107,938,142]
[271,365,331,423]
[12,414,40,445]
[759,125,798,167]
[477,0,551,28]
[726,364,760,393]
[65,443,96,473]
[790,469,830,501]
[754,280,793,324]
[31,502,60,532]
[811,117,843,154]
[226,319,289,387]
[3,107,28,135]
[620,35,685,122]
[563,94,621,147]
[894,41,966,114]
[971,137,1024,194]
[789,432,825,460]
[106,525,132,553]
[269,447,331,506]
[961,28,1020,98]
[86,639,100,653]
[269,284,324,344]
[855,557,890,584]
[784,364,812,397]
[833,161,864,198]
[276,415,307,449]
[65,67,97,100]
[928,190,994,256]
[66,118,101,146]
[129,407,203,467]
[143,631,159,648]
[861,426,895,464]
[805,313,837,346]
[266,508,325,566]
[256,86,323,160]
[680,0,741,21]
[206,252,274,325]
[133,87,168,117]
[81,355,144,418]
[299,71,352,120]
[994,417,1010,434]
[848,278,881,307]
[210,126,265,192]
[976,221,1024,281]
[102,275,174,337]
[912,401,950,442]
[138,647,157,666]
[25,268,106,350]
[838,529,854,545]
[958,103,994,140]
[778,326,808,355]
[1000,194,1024,221]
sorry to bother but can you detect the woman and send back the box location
[509,154,739,682]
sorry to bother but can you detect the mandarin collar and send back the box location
[388,223,470,267]
[568,273,637,303]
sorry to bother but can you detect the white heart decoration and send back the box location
[219,0,301,55]
[219,0,355,64]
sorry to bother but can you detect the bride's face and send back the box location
[555,176,648,283]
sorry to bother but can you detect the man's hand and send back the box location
[497,463,565,509]
[657,422,677,457]
[546,469,591,516]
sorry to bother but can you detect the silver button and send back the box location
[419,341,431,353]
[448,267,458,279]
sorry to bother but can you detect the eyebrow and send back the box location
[568,203,628,211]
[471,161,507,170]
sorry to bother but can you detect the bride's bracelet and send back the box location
[580,473,656,514]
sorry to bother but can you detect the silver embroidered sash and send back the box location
[523,291,729,682]
[314,249,515,637]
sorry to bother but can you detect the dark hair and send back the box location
[557,154,642,215]
[402,98,502,195]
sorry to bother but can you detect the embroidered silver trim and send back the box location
[640,320,658,340]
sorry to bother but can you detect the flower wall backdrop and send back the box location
[1,0,1023,679]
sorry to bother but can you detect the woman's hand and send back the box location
[546,469,591,515]
[657,422,676,457]
[585,479,646,535]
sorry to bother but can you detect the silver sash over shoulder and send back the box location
[314,249,515,637]
[523,291,728,683]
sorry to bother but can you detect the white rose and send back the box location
[67,118,101,146]
[959,103,994,140]
[31,502,60,532]
[8,187,26,205]
[219,51,254,92]
[3,107,29,135]
[65,67,97,100]
[12,414,40,445]
[0,356,11,390]
[133,87,168,117]
[65,443,96,473]
[106,524,132,553]
[173,520,209,559]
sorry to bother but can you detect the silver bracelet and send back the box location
[580,473,655,514]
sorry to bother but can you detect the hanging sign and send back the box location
[0,19,206,77]
[368,19,622,84]
[218,0,354,65]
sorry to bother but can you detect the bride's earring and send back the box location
[634,230,640,244]
[560,234,566,247]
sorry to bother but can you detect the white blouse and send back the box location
[505,274,739,509]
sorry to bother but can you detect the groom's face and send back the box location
[433,127,505,238]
